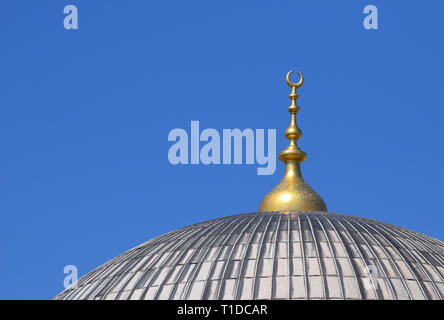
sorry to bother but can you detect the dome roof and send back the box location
[55,72,444,300]
[55,211,444,300]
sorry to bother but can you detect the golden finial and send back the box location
[259,71,327,212]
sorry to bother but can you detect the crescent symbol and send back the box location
[286,70,304,89]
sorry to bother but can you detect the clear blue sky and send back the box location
[1,1,443,299]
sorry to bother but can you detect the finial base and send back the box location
[259,161,327,213]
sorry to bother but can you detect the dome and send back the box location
[55,211,444,300]
[55,71,444,300]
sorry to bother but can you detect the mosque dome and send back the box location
[55,211,444,300]
[55,71,444,300]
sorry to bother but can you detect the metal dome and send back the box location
[55,211,444,300]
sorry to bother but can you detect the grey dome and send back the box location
[55,211,444,300]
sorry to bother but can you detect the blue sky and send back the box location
[1,1,443,299]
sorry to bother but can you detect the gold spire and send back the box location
[259,71,327,212]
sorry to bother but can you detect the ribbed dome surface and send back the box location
[55,212,444,300]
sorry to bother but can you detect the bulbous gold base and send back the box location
[259,161,327,212]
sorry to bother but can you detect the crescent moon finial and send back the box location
[286,70,304,89]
